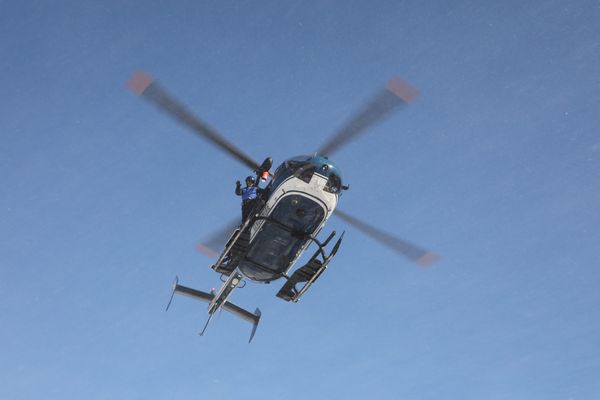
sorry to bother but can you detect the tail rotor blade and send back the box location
[316,77,418,157]
[127,71,260,171]
[334,208,439,267]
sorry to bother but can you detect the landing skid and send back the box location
[211,216,254,276]
[276,230,344,302]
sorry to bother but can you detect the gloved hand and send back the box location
[236,180,241,187]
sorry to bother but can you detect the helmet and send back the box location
[245,176,255,185]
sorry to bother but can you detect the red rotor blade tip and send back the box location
[196,243,219,259]
[127,71,154,95]
[386,77,419,103]
[416,252,440,267]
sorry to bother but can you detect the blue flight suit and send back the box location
[236,183,263,221]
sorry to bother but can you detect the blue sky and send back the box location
[1,1,599,399]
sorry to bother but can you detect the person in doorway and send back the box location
[235,176,264,222]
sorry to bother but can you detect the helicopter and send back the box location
[127,71,438,342]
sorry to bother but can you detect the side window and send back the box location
[324,174,341,193]
[273,163,286,179]
[272,162,296,188]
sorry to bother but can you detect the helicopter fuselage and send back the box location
[228,154,344,282]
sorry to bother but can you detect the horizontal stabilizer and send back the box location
[166,277,261,342]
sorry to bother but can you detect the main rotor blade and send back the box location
[127,71,260,171]
[333,209,439,267]
[316,77,418,157]
[196,218,240,258]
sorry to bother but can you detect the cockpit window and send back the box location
[272,156,343,192]
[324,173,341,193]
[285,155,311,174]
[285,160,304,173]
[273,162,286,179]
[296,165,315,183]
